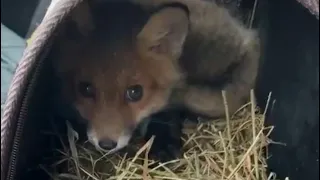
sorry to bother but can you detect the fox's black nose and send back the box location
[98,140,117,150]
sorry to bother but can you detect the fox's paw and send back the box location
[143,110,186,164]
[148,133,183,163]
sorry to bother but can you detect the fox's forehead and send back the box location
[73,38,151,92]
[77,35,137,70]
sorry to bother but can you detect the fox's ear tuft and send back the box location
[137,6,189,59]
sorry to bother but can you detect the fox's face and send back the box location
[54,5,189,152]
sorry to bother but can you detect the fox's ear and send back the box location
[65,1,95,40]
[137,6,189,59]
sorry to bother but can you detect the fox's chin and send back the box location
[87,129,133,155]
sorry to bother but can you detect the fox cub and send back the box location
[52,0,260,159]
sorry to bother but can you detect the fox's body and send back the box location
[53,1,260,153]
[132,0,260,117]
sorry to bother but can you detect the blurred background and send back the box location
[1,0,51,115]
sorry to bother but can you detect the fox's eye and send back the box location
[78,82,95,98]
[125,85,143,102]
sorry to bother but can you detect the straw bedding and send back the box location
[41,91,289,180]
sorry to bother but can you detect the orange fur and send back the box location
[53,1,260,150]
[53,2,185,148]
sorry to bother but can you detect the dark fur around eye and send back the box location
[125,84,143,102]
[78,82,95,98]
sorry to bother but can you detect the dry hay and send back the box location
[41,91,289,180]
